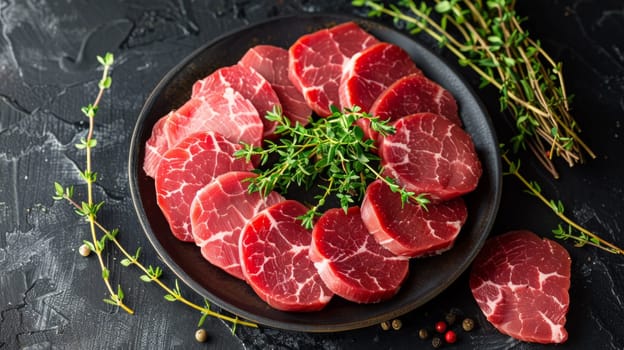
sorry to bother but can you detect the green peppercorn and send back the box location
[462,318,475,332]
[418,328,429,340]
[195,328,207,343]
[431,336,442,348]
[391,319,402,330]
[380,321,391,331]
[78,244,91,257]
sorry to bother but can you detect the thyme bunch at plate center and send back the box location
[235,106,429,229]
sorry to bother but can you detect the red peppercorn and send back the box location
[445,330,457,344]
[435,321,447,333]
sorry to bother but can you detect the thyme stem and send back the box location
[502,154,623,255]
[81,54,133,314]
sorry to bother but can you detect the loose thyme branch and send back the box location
[53,53,134,314]
[502,153,623,255]
[55,192,257,328]
[90,200,256,327]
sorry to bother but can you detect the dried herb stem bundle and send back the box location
[354,0,595,178]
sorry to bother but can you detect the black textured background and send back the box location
[1,1,622,349]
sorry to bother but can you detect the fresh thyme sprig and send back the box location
[54,188,257,328]
[53,53,257,329]
[53,52,133,314]
[235,106,429,229]
[54,187,257,328]
[113,231,258,329]
[502,152,623,255]
[353,0,596,178]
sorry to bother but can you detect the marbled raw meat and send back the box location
[144,115,170,178]
[239,45,312,127]
[143,88,262,178]
[470,230,571,344]
[360,179,467,257]
[190,171,284,280]
[370,73,462,130]
[239,200,334,311]
[155,132,253,242]
[380,112,481,201]
[192,64,281,138]
[288,21,379,116]
[340,42,421,111]
[338,42,421,140]
[310,206,409,303]
[143,98,201,178]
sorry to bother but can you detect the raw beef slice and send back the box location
[156,132,253,242]
[370,73,462,130]
[144,97,204,178]
[361,179,467,257]
[192,64,282,138]
[165,89,263,150]
[239,200,333,311]
[144,115,169,178]
[190,171,284,280]
[339,42,422,140]
[288,21,379,116]
[144,88,263,178]
[470,230,571,344]
[310,206,409,303]
[380,112,482,201]
[239,45,312,127]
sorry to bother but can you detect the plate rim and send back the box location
[128,12,502,332]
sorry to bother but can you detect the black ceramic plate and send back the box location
[129,14,502,332]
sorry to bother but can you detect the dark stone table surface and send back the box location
[1,1,622,349]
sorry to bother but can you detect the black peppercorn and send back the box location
[418,328,429,340]
[431,336,442,348]
[445,312,457,326]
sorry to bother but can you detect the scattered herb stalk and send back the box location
[53,52,133,314]
[235,106,429,229]
[353,0,596,178]
[502,153,623,255]
[53,53,257,329]
[56,190,257,328]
